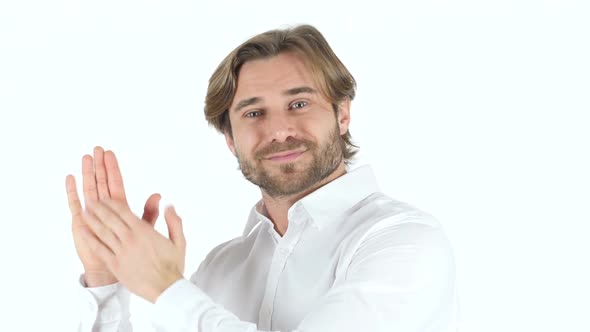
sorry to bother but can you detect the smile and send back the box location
[265,149,306,162]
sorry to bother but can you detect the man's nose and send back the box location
[266,112,297,143]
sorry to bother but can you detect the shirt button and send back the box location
[279,247,290,256]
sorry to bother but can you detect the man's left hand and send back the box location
[82,199,186,303]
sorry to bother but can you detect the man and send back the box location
[67,24,458,331]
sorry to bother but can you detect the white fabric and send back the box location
[78,165,459,331]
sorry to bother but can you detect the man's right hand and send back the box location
[65,146,161,287]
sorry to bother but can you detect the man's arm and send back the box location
[77,279,132,332]
[151,221,457,332]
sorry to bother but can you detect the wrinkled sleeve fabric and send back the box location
[77,275,132,332]
[151,221,458,332]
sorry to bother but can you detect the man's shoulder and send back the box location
[337,193,450,259]
[336,193,455,277]
[350,192,441,230]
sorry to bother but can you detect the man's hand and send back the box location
[81,199,186,303]
[66,146,161,287]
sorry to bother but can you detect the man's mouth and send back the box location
[265,149,307,162]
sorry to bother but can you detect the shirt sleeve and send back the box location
[77,275,133,332]
[151,221,458,332]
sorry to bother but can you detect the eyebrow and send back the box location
[234,97,261,113]
[233,86,317,113]
[283,86,317,96]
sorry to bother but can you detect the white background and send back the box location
[0,1,588,331]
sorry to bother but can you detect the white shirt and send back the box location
[78,165,459,331]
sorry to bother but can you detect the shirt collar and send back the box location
[242,164,381,236]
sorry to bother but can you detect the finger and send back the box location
[83,210,122,254]
[82,155,98,208]
[142,193,161,227]
[65,175,83,219]
[86,200,132,240]
[164,205,186,250]
[104,150,127,204]
[79,227,117,270]
[101,199,141,229]
[93,146,111,200]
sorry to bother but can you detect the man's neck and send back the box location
[261,162,347,237]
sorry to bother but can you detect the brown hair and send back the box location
[204,24,359,162]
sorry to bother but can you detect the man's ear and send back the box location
[336,98,351,135]
[224,130,237,157]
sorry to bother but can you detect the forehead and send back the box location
[234,52,315,97]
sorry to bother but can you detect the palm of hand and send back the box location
[72,215,105,272]
[66,147,160,284]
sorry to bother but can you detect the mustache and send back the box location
[255,139,314,159]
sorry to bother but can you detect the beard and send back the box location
[235,123,344,198]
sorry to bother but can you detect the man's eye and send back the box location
[244,111,261,118]
[290,101,307,110]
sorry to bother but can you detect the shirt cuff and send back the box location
[152,278,215,331]
[78,274,131,325]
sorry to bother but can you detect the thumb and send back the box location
[164,205,186,250]
[142,193,161,227]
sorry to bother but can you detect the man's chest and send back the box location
[196,227,344,330]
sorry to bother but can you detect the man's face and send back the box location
[225,52,350,198]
